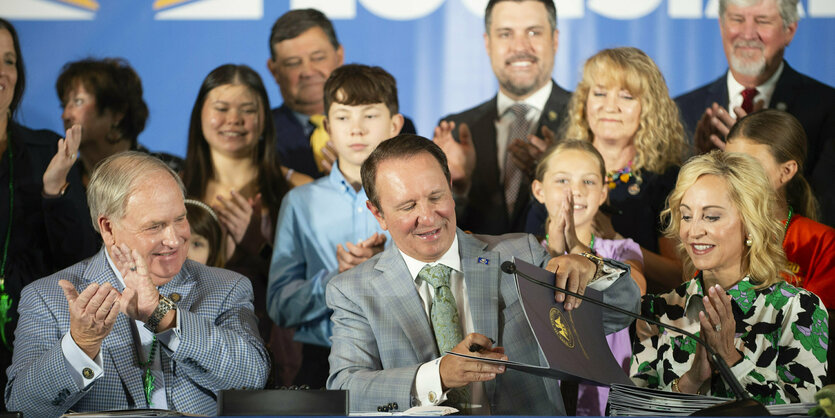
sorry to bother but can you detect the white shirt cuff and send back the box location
[588,261,626,292]
[414,357,448,406]
[156,308,181,352]
[61,331,103,389]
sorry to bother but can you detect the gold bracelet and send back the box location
[671,377,681,393]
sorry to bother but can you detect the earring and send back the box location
[745,234,753,247]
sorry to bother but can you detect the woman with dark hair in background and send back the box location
[725,110,835,382]
[0,18,97,403]
[56,57,183,182]
[181,64,305,386]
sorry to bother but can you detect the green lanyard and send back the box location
[1,137,14,351]
[138,335,159,407]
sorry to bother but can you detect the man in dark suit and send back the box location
[267,9,416,179]
[675,0,835,225]
[326,134,640,414]
[436,0,571,235]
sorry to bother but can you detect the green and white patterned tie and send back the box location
[419,263,462,354]
[418,263,469,409]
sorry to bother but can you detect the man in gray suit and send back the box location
[326,134,640,414]
[5,152,269,417]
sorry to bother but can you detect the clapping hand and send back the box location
[680,285,741,393]
[434,121,475,195]
[695,101,765,153]
[546,189,589,256]
[336,232,387,273]
[43,124,81,195]
[111,244,159,322]
[58,279,120,359]
[698,284,741,366]
[508,125,555,178]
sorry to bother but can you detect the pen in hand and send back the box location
[468,337,496,352]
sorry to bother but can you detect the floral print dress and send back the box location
[631,274,828,404]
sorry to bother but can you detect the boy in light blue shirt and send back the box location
[267,64,404,388]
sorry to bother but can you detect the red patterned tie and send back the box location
[741,88,758,113]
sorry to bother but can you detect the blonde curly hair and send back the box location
[662,151,788,289]
[563,47,687,176]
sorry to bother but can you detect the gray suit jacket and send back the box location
[326,230,639,414]
[5,249,270,417]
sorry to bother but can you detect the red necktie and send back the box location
[741,88,758,113]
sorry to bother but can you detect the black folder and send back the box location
[448,257,634,387]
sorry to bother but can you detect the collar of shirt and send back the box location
[496,81,553,118]
[326,160,365,197]
[683,274,759,317]
[726,61,784,111]
[292,109,314,136]
[399,234,462,281]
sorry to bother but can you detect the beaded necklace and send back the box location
[782,206,794,244]
[138,335,159,407]
[605,160,633,189]
[0,136,13,351]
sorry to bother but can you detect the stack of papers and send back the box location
[608,384,728,416]
[349,406,458,416]
[607,384,815,416]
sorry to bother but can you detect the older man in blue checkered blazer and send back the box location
[4,152,269,417]
[325,135,640,414]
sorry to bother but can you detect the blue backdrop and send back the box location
[5,0,835,158]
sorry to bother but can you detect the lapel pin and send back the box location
[548,110,557,121]
[477,257,489,265]
[776,102,787,111]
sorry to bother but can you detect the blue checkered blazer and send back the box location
[326,229,640,414]
[5,249,269,417]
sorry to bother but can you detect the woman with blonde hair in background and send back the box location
[529,47,688,292]
[631,151,827,404]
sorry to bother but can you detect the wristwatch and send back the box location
[144,294,177,333]
[580,251,606,284]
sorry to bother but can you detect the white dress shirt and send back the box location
[494,83,553,177]
[61,250,182,409]
[726,62,784,113]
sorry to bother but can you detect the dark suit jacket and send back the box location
[440,81,571,235]
[272,104,418,179]
[675,62,835,226]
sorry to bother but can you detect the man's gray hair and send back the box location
[719,0,799,27]
[87,151,186,232]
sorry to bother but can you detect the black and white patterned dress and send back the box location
[631,274,828,404]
